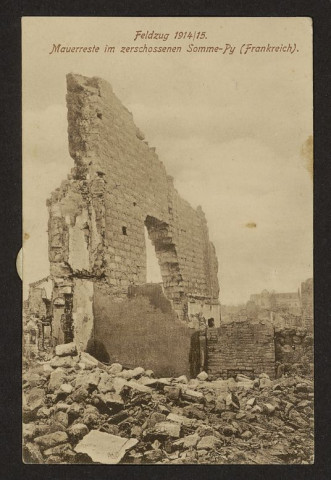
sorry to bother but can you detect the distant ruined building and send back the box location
[46,74,220,376]
[248,280,314,330]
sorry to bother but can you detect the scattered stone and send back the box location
[43,363,54,376]
[23,442,44,463]
[74,430,138,464]
[164,385,181,401]
[54,410,69,427]
[108,411,129,424]
[108,363,123,375]
[188,379,200,389]
[214,399,226,414]
[295,383,309,393]
[263,403,276,415]
[259,377,272,389]
[60,384,73,394]
[226,392,240,410]
[97,392,124,409]
[151,421,181,439]
[24,373,42,388]
[197,435,221,450]
[80,352,101,369]
[67,423,89,441]
[236,374,251,382]
[251,405,262,414]
[23,387,45,413]
[158,404,170,414]
[297,400,311,410]
[127,380,152,394]
[223,425,237,436]
[34,424,51,437]
[50,356,75,369]
[131,425,143,437]
[23,423,36,440]
[235,412,246,420]
[82,406,102,429]
[119,369,134,380]
[70,387,89,403]
[43,443,73,457]
[23,349,314,465]
[113,377,128,394]
[288,409,308,428]
[34,431,68,450]
[96,372,113,394]
[197,425,214,437]
[75,370,101,390]
[131,367,145,378]
[147,412,167,428]
[182,434,200,448]
[197,371,208,381]
[55,343,77,357]
[182,389,204,403]
[46,454,62,464]
[144,449,163,462]
[182,405,206,420]
[138,377,160,388]
[167,413,193,426]
[67,402,83,420]
[246,397,256,407]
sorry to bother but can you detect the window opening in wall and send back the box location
[122,226,127,235]
[144,225,162,283]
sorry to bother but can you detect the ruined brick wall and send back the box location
[301,278,313,330]
[206,321,275,379]
[47,74,220,368]
[28,288,48,318]
[274,327,313,366]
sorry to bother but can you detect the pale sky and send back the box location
[22,17,313,304]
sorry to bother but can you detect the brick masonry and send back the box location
[47,74,220,370]
[206,322,276,379]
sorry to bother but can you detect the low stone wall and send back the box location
[206,321,275,379]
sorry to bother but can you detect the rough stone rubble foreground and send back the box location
[23,344,314,464]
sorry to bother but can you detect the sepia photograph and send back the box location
[22,17,313,464]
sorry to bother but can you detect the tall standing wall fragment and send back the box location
[47,73,220,375]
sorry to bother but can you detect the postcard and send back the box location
[22,17,313,464]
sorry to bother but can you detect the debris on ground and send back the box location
[22,346,314,464]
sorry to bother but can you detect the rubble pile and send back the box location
[23,343,314,464]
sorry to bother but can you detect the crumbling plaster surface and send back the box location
[73,279,94,351]
[47,73,220,361]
